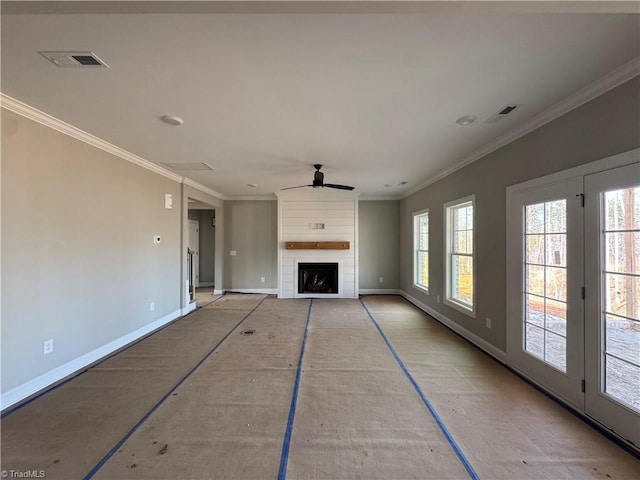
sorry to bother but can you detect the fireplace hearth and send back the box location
[298,263,339,294]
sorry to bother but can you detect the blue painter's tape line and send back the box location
[1,294,226,419]
[83,294,268,480]
[278,298,313,480]
[359,299,480,480]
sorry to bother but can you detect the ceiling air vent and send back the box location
[485,104,522,124]
[38,51,109,68]
[163,163,214,171]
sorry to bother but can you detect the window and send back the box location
[445,195,475,317]
[413,209,429,292]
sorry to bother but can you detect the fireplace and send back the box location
[298,262,339,294]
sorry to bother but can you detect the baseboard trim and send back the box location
[359,289,401,295]
[182,302,197,315]
[1,309,182,411]
[224,288,277,294]
[213,289,224,295]
[197,282,215,287]
[400,290,506,363]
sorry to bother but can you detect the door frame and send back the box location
[188,219,200,288]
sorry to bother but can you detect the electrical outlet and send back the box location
[379,276,384,283]
[486,317,492,329]
[230,250,237,256]
[261,277,265,283]
[150,302,155,312]
[43,339,53,355]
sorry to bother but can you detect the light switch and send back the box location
[164,193,173,209]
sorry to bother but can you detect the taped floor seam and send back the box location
[82,295,269,480]
[359,298,480,480]
[277,298,313,480]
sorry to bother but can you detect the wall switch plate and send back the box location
[379,277,384,283]
[150,302,155,311]
[164,193,173,209]
[437,295,440,303]
[486,317,492,329]
[43,339,53,355]
[230,250,237,256]
[153,235,161,244]
[261,277,265,283]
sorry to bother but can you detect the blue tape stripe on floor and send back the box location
[278,298,313,480]
[360,298,480,480]
[83,294,268,480]
[1,294,226,420]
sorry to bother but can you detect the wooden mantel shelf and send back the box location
[285,241,350,250]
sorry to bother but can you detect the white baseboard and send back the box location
[214,289,224,295]
[224,288,277,294]
[1,309,182,411]
[400,290,506,363]
[182,302,197,315]
[359,289,401,295]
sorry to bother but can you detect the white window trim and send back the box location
[444,194,476,318]
[413,208,429,294]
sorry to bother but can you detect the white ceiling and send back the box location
[2,1,639,199]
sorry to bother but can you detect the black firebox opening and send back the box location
[298,262,338,294]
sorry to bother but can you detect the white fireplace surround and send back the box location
[276,189,359,298]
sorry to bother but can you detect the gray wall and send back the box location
[1,109,182,393]
[400,77,640,352]
[359,200,400,290]
[223,200,277,290]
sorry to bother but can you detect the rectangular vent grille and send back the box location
[163,163,214,171]
[39,51,109,68]
[485,104,522,124]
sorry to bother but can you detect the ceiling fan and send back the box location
[282,164,355,191]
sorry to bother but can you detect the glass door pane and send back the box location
[601,187,640,412]
[524,200,568,372]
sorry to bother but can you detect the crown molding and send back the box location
[1,93,225,200]
[182,177,225,200]
[3,1,638,15]
[401,56,640,199]
[224,194,278,201]
[359,194,401,201]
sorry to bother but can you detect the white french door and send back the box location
[507,151,640,449]
[507,178,585,410]
[584,163,640,446]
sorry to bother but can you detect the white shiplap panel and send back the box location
[283,209,354,219]
[281,228,353,237]
[283,201,354,211]
[281,217,355,227]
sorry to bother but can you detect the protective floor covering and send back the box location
[0,294,266,479]
[1,295,638,479]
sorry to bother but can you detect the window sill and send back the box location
[444,298,476,318]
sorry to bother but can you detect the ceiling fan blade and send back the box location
[324,183,355,191]
[280,184,313,191]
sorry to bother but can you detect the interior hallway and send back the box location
[1,295,638,479]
